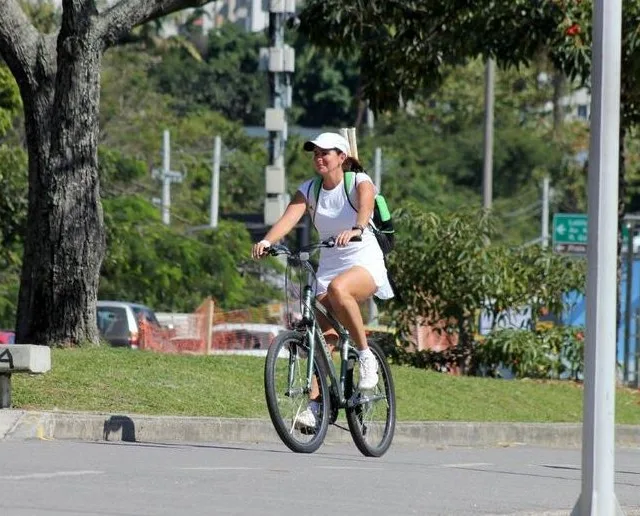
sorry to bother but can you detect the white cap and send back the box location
[303,132,350,155]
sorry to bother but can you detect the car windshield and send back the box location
[97,307,129,338]
[132,306,159,326]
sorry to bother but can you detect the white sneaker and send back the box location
[358,350,379,390]
[294,408,317,430]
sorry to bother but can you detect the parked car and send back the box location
[96,301,161,348]
[210,323,287,351]
[0,330,15,344]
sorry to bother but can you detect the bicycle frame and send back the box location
[273,238,380,410]
[301,290,353,408]
[297,295,386,410]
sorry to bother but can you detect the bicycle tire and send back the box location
[264,331,330,453]
[345,340,396,457]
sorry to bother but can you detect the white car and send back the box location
[96,300,161,348]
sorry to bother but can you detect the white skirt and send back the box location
[314,230,394,300]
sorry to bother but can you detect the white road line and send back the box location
[316,466,383,470]
[0,470,104,481]
[179,467,261,471]
[441,462,494,469]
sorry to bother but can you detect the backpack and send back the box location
[306,171,395,255]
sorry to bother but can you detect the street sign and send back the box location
[553,213,588,253]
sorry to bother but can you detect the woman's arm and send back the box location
[252,191,307,259]
[263,191,308,243]
[335,180,376,247]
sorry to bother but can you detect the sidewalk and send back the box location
[2,409,640,447]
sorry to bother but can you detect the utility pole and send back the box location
[482,58,495,211]
[210,135,221,228]
[374,147,382,191]
[541,177,550,248]
[571,0,623,513]
[262,0,296,227]
[152,129,184,225]
[367,104,375,135]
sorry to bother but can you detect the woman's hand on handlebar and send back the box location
[335,228,362,247]
[252,239,271,260]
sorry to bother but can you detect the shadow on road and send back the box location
[103,415,136,442]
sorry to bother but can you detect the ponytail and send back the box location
[344,156,365,172]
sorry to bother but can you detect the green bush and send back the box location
[385,205,586,376]
[372,330,476,374]
[475,326,585,379]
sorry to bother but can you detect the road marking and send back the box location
[179,467,261,471]
[539,463,581,471]
[441,462,493,469]
[0,470,104,480]
[316,466,383,470]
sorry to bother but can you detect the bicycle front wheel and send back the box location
[345,340,396,457]
[264,331,330,453]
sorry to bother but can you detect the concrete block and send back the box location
[264,195,286,225]
[264,108,286,131]
[269,0,295,13]
[265,165,286,194]
[0,345,51,373]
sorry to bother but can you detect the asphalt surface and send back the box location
[0,440,639,515]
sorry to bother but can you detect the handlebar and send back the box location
[266,235,362,260]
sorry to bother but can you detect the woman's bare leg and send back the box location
[308,293,336,400]
[325,266,377,351]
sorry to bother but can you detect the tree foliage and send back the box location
[0,64,25,327]
[476,325,585,380]
[386,204,586,358]
[0,0,239,346]
[100,196,279,311]
[298,0,564,112]
[0,0,620,345]
[149,23,268,124]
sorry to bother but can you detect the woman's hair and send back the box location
[343,156,365,172]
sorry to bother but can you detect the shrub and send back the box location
[475,326,585,379]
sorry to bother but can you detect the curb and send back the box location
[2,410,640,448]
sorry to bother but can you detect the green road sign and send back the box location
[553,213,587,253]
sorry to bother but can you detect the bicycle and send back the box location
[263,237,396,457]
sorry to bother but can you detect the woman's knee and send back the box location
[327,278,350,305]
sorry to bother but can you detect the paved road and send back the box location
[0,440,639,515]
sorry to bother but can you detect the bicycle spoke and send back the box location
[345,341,396,457]
[265,332,330,453]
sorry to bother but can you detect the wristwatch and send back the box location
[352,224,365,236]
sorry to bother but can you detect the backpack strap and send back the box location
[343,171,358,212]
[306,177,323,225]
[345,171,378,229]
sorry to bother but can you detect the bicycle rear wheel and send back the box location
[345,340,396,457]
[264,331,330,453]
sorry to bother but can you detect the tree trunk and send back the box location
[0,0,209,347]
[353,82,367,131]
[16,32,106,347]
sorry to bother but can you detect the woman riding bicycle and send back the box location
[252,132,394,429]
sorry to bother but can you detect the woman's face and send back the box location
[312,147,346,175]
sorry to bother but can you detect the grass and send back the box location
[11,346,640,423]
